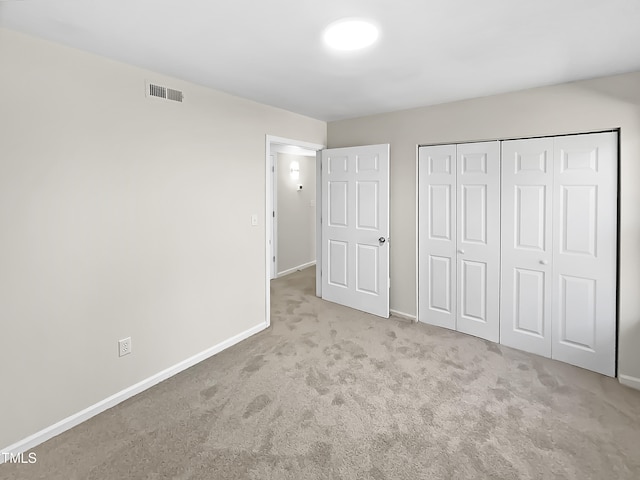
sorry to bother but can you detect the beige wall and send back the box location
[276,153,316,274]
[328,72,640,382]
[0,28,326,449]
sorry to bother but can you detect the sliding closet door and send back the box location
[551,132,617,376]
[418,144,457,329]
[456,142,500,343]
[501,138,554,356]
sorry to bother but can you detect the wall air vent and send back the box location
[166,88,183,102]
[146,82,184,103]
[149,83,166,99]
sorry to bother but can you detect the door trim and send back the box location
[415,144,420,324]
[270,153,277,279]
[316,149,322,298]
[265,135,325,328]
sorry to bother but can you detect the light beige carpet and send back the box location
[2,266,639,479]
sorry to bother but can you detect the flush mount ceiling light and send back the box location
[323,19,379,51]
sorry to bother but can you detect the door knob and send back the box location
[539,260,548,265]
[457,249,465,254]
[379,237,386,244]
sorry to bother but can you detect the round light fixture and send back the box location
[323,19,379,51]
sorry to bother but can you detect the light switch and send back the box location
[251,214,258,226]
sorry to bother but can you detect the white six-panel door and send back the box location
[551,133,617,376]
[501,133,617,376]
[501,137,554,357]
[418,144,457,329]
[418,141,500,343]
[456,142,501,343]
[420,132,617,376]
[321,144,390,318]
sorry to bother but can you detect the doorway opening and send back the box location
[265,136,324,328]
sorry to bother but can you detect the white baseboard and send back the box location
[619,374,640,391]
[277,260,315,278]
[0,322,267,463]
[390,309,417,322]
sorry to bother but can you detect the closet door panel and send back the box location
[500,138,553,357]
[418,144,457,329]
[552,132,617,376]
[456,141,500,342]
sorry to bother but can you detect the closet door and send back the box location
[551,132,617,376]
[418,144,457,329]
[456,142,500,342]
[500,138,554,356]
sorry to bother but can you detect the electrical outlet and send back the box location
[118,337,132,357]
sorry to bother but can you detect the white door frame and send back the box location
[270,153,277,280]
[265,135,325,328]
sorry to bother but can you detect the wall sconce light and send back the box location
[290,161,300,181]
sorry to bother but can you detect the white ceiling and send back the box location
[1,0,639,121]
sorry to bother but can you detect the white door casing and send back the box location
[418,141,500,343]
[321,144,390,318]
[455,142,501,343]
[551,132,617,376]
[501,137,554,357]
[270,154,277,279]
[418,144,457,329]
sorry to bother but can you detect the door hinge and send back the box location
[273,256,275,262]
[271,166,274,172]
[272,211,275,218]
